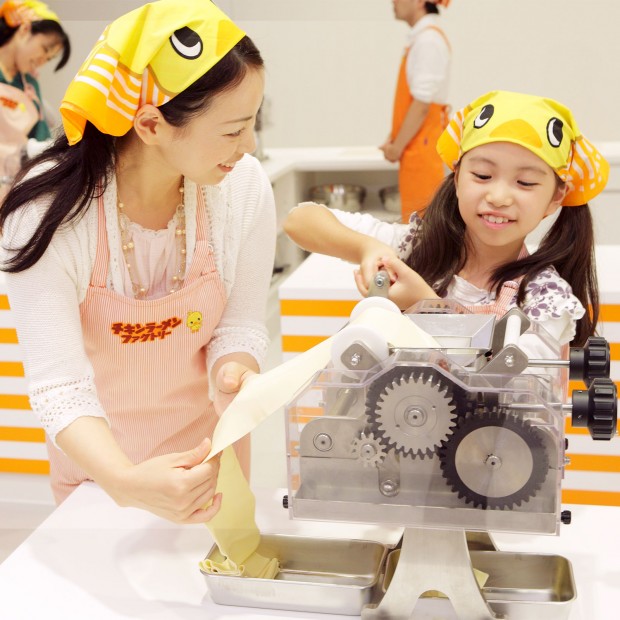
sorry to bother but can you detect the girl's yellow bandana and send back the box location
[0,0,59,26]
[60,0,245,146]
[437,91,609,207]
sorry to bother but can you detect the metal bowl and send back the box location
[308,184,366,213]
[379,185,401,214]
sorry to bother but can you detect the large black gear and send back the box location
[438,410,550,510]
[365,367,458,459]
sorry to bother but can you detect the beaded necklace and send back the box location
[117,184,187,299]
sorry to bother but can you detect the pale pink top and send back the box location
[119,210,185,300]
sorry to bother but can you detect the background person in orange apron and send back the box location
[380,0,451,222]
[286,90,609,350]
[0,0,275,524]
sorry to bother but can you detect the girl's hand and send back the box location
[355,244,399,297]
[108,437,223,524]
[361,254,438,310]
[213,361,256,416]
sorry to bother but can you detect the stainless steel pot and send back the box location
[308,184,366,213]
[378,185,401,214]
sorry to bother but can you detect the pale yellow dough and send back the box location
[201,306,439,578]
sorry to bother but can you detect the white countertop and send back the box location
[261,143,620,185]
[0,482,619,619]
[261,146,398,183]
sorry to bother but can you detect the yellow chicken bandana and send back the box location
[0,0,59,26]
[60,0,245,146]
[437,90,609,207]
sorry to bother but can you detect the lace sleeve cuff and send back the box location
[29,375,109,446]
[206,325,270,375]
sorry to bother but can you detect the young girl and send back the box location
[0,0,275,523]
[285,90,609,347]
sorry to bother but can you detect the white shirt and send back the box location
[1,154,276,442]
[405,14,451,104]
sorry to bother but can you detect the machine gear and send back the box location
[365,368,458,459]
[438,410,550,509]
[351,432,388,467]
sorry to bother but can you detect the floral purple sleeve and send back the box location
[522,268,585,323]
[397,213,423,259]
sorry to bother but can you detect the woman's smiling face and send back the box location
[160,67,265,186]
[455,141,566,253]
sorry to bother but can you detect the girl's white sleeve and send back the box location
[206,158,276,373]
[294,202,408,251]
[1,204,106,444]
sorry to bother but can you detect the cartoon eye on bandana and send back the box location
[546,117,563,148]
[170,27,203,60]
[473,104,494,129]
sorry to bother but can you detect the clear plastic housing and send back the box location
[285,302,568,536]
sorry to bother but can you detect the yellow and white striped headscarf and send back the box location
[0,0,59,26]
[437,91,609,207]
[60,0,245,146]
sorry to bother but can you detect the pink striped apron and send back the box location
[46,188,249,503]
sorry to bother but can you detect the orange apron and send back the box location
[391,26,450,222]
[46,188,250,503]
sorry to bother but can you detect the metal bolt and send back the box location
[375,274,387,288]
[485,454,502,469]
[313,433,333,451]
[349,353,361,367]
[404,406,427,427]
[505,355,515,368]
[380,479,399,497]
[360,443,377,459]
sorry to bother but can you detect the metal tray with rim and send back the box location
[201,533,388,615]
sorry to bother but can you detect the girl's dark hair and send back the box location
[424,2,440,14]
[0,35,263,273]
[0,19,71,70]
[405,173,598,346]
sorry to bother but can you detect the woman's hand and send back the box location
[105,437,223,524]
[213,360,256,417]
[356,254,438,310]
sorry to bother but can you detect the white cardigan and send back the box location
[2,154,276,442]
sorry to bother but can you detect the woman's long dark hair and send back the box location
[0,35,263,273]
[0,18,71,70]
[406,173,598,346]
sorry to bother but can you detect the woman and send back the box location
[0,0,275,524]
[0,0,70,183]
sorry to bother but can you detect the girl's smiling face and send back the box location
[455,141,566,254]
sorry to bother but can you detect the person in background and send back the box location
[0,0,275,524]
[286,90,608,350]
[380,0,451,222]
[0,0,70,179]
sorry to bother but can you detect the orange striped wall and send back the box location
[280,300,620,507]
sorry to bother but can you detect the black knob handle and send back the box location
[282,494,289,509]
[572,377,617,440]
[561,510,572,525]
[569,336,611,386]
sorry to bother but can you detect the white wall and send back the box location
[42,0,620,149]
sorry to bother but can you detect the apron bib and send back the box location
[391,26,450,222]
[46,188,249,502]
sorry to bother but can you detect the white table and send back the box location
[0,483,618,619]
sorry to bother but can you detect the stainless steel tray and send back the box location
[201,534,387,615]
[383,548,576,620]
